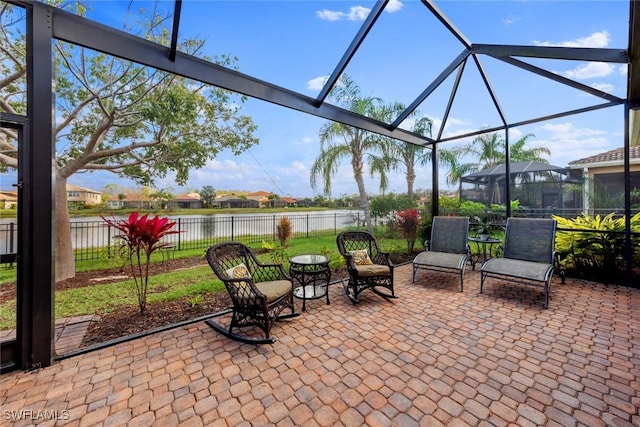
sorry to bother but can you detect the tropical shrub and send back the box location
[101,212,178,313]
[396,208,420,252]
[459,200,485,218]
[438,196,460,214]
[417,215,433,250]
[276,216,292,246]
[553,212,640,283]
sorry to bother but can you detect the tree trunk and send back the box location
[55,177,75,281]
[354,172,373,233]
[406,163,416,200]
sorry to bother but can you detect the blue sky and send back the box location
[63,0,630,199]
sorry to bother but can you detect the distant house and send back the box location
[66,183,102,209]
[113,193,155,210]
[247,191,273,208]
[172,193,203,209]
[0,190,17,209]
[212,195,259,209]
[280,197,298,207]
[568,146,640,211]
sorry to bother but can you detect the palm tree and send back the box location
[446,131,550,186]
[310,75,389,233]
[382,111,457,200]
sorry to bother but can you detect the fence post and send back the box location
[306,214,309,238]
[9,222,15,253]
[231,216,234,241]
[178,218,182,250]
[107,224,111,258]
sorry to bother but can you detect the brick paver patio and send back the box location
[1,264,639,426]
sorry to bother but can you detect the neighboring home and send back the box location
[66,183,102,209]
[105,192,157,210]
[172,193,203,209]
[280,197,298,207]
[0,190,17,209]
[568,146,640,212]
[246,191,272,208]
[212,195,259,209]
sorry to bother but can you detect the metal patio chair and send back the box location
[480,217,557,308]
[336,230,396,304]
[204,242,299,344]
[412,216,470,291]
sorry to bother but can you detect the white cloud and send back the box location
[535,122,612,166]
[385,0,403,13]
[316,6,370,22]
[533,31,610,48]
[502,15,520,25]
[590,82,615,93]
[307,75,328,91]
[620,64,628,75]
[316,1,403,22]
[562,62,614,80]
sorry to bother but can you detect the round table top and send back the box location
[289,254,330,265]
[468,237,501,244]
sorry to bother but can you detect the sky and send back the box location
[27,1,635,199]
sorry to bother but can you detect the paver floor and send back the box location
[1,264,639,426]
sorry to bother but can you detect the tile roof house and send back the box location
[66,183,102,209]
[0,190,17,209]
[172,193,202,209]
[568,146,640,211]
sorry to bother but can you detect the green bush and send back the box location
[459,200,485,218]
[553,212,640,283]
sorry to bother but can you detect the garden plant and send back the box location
[101,212,179,313]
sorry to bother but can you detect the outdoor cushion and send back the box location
[226,263,251,279]
[255,280,293,302]
[349,249,373,265]
[355,264,391,277]
[481,258,553,283]
[414,251,467,270]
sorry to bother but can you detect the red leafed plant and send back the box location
[101,212,179,313]
[396,208,420,252]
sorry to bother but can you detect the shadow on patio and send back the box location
[1,264,639,426]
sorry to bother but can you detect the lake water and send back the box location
[0,210,362,252]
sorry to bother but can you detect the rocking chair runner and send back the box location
[336,231,396,303]
[204,242,299,344]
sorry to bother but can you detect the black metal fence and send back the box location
[0,212,363,262]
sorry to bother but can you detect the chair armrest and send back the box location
[342,253,357,270]
[252,264,291,282]
[372,251,393,267]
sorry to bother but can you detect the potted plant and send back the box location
[473,215,492,241]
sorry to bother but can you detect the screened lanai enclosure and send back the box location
[460,161,580,213]
[1,0,639,371]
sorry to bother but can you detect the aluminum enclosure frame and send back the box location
[4,0,639,370]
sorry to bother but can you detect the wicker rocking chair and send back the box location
[336,231,396,304]
[204,242,299,344]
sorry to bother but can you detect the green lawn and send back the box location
[0,234,412,329]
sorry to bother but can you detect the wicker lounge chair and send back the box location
[204,242,299,344]
[336,231,396,303]
[412,216,470,291]
[480,217,556,308]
